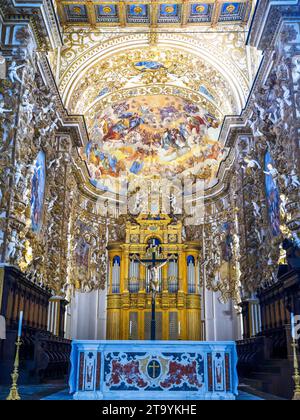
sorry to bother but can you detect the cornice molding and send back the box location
[247,0,300,50]
[1,0,63,49]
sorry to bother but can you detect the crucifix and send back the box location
[132,239,170,340]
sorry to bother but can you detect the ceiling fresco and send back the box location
[54,3,256,196]
[79,94,226,192]
[55,1,252,28]
[64,42,249,193]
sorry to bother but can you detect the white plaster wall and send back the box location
[67,288,107,340]
[203,288,242,342]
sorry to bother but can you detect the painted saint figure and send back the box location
[30,151,46,233]
[264,151,281,237]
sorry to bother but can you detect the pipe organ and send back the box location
[106,214,202,340]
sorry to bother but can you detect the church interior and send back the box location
[0,0,300,401]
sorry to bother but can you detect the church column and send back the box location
[47,296,67,337]
[240,297,262,338]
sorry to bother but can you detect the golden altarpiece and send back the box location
[107,214,202,341]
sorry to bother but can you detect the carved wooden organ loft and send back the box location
[106,214,202,340]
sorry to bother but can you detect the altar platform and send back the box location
[69,341,238,400]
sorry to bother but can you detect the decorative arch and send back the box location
[59,34,249,114]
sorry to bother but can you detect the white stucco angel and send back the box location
[6,230,19,260]
[249,111,264,137]
[48,195,58,212]
[8,61,25,84]
[42,99,55,115]
[290,170,300,188]
[170,193,178,213]
[252,201,261,218]
[280,194,288,215]
[22,96,34,121]
[48,155,63,170]
[14,162,25,186]
[243,157,261,171]
[0,100,12,115]
[132,191,144,214]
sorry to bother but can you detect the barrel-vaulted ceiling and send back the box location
[55,0,252,28]
[53,0,257,196]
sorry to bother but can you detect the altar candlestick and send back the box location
[7,312,23,400]
[18,311,23,338]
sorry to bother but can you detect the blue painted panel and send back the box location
[127,4,150,23]
[96,4,119,23]
[65,4,88,22]
[219,2,248,22]
[129,4,148,16]
[191,3,209,14]
[31,151,46,233]
[98,4,117,16]
[158,4,181,23]
[188,3,213,23]
[221,2,240,15]
[160,4,178,17]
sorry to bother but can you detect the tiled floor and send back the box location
[0,385,263,400]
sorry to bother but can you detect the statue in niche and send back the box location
[282,238,300,270]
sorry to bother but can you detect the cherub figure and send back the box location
[243,157,261,173]
[0,100,12,115]
[290,170,300,188]
[252,201,261,218]
[6,230,18,260]
[8,61,25,84]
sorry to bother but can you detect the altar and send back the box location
[69,340,238,400]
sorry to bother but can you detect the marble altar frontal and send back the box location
[69,340,238,400]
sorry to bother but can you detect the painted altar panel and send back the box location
[69,341,238,400]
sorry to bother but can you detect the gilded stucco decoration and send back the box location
[68,47,237,116]
[0,20,109,296]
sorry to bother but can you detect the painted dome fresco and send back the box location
[58,17,253,196]
[79,95,226,192]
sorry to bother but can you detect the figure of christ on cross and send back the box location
[132,246,176,340]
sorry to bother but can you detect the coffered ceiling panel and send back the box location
[56,1,252,28]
